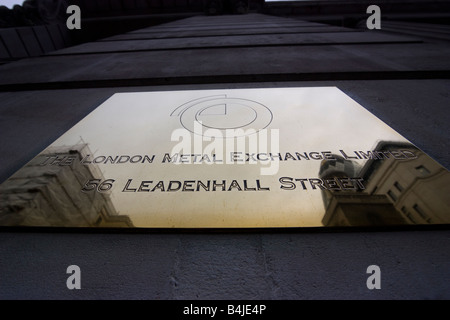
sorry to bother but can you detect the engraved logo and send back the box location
[171,95,273,138]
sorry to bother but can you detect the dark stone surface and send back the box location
[0,37,10,59]
[17,27,43,56]
[33,25,55,52]
[45,23,65,50]
[50,31,419,55]
[0,230,448,299]
[0,28,28,58]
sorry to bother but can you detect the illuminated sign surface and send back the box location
[1,87,449,229]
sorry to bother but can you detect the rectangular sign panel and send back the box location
[1,87,449,229]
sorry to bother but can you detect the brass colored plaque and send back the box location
[1,87,449,229]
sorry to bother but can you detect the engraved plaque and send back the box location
[1,87,449,229]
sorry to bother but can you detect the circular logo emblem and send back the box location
[171,95,273,138]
